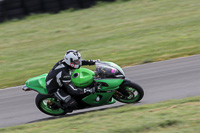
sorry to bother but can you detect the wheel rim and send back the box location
[40,98,65,115]
[118,86,140,103]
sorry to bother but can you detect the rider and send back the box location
[46,50,97,111]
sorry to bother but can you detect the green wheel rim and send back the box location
[40,98,65,115]
[119,87,140,103]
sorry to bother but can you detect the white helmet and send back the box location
[63,50,82,69]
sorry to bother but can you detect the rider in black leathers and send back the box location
[46,50,97,111]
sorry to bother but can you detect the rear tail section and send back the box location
[23,74,48,95]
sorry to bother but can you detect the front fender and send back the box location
[119,78,143,92]
[120,79,132,86]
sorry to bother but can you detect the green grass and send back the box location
[0,0,200,89]
[0,96,199,133]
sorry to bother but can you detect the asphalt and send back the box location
[0,55,200,128]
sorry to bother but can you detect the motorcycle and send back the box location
[22,61,144,116]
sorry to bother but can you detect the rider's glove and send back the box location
[87,59,100,65]
[90,59,100,63]
[91,59,100,63]
[95,59,100,62]
[84,87,96,94]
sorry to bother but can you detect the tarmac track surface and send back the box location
[0,55,200,128]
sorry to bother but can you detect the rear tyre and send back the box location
[35,94,67,116]
[113,81,144,103]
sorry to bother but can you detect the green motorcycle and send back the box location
[23,61,144,116]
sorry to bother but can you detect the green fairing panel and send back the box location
[71,68,95,88]
[82,79,123,105]
[82,92,116,105]
[25,74,48,94]
[96,79,124,91]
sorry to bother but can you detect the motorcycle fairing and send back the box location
[82,79,124,105]
[82,92,116,106]
[71,68,95,88]
[25,74,48,95]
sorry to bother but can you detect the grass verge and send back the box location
[0,0,200,88]
[0,96,199,133]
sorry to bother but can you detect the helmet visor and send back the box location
[73,59,81,65]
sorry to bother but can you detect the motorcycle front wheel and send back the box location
[113,81,144,103]
[35,94,67,116]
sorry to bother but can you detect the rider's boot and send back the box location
[54,88,77,113]
[62,98,77,113]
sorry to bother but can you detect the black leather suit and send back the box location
[46,59,95,95]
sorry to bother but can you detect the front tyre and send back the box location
[113,81,144,103]
[35,94,67,116]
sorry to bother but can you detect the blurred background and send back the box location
[0,0,115,22]
[0,0,200,131]
[0,0,199,89]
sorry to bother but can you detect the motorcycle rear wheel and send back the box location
[35,94,67,116]
[113,81,144,103]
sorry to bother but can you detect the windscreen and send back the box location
[95,62,124,79]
